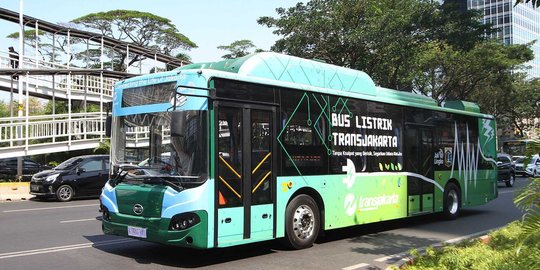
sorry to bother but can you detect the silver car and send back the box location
[525,155,540,177]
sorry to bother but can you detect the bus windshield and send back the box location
[110,110,208,184]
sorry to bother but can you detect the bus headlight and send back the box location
[169,212,200,231]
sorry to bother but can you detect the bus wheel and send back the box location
[284,194,320,249]
[443,182,461,220]
[56,185,74,202]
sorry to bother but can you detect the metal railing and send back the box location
[0,112,105,148]
[0,51,116,99]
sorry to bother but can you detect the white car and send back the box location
[525,155,540,177]
[513,156,527,176]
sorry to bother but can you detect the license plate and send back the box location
[127,226,147,238]
[30,185,39,191]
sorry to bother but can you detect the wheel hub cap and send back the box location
[293,205,314,239]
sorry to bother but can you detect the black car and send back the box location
[497,153,515,187]
[30,155,110,202]
[0,157,51,181]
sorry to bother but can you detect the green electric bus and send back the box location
[100,52,498,250]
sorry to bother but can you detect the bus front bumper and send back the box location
[102,210,208,249]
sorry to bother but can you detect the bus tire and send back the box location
[283,194,320,250]
[56,185,74,202]
[443,182,461,220]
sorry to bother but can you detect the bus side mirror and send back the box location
[171,110,185,137]
[105,116,112,137]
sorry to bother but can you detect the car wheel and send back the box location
[283,194,320,250]
[505,174,515,187]
[443,182,461,220]
[56,185,74,202]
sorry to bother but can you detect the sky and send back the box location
[0,0,299,101]
[0,0,298,62]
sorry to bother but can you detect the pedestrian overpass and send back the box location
[0,52,121,158]
[0,7,189,160]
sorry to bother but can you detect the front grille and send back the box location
[30,184,45,192]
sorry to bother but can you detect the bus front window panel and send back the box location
[111,111,208,183]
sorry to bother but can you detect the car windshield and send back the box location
[110,110,208,184]
[513,157,525,163]
[55,157,84,170]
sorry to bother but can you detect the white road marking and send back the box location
[2,204,98,213]
[60,218,100,223]
[341,263,369,270]
[374,254,406,262]
[0,239,138,259]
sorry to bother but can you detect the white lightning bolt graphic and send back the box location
[482,119,494,146]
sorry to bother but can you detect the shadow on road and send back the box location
[317,210,490,255]
[85,235,279,268]
[84,209,494,267]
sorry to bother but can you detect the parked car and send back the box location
[29,155,110,202]
[525,154,540,177]
[512,156,527,176]
[497,153,515,187]
[0,157,51,181]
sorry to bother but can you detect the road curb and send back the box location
[0,182,34,201]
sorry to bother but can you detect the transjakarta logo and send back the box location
[342,158,399,216]
[344,194,399,216]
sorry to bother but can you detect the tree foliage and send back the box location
[258,0,492,92]
[70,10,197,71]
[0,101,10,118]
[260,0,536,136]
[217,39,261,59]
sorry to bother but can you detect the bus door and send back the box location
[215,103,276,246]
[404,125,434,215]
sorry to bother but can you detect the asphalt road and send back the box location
[0,177,529,270]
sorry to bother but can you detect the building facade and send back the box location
[449,0,540,78]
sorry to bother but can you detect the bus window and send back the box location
[217,107,243,208]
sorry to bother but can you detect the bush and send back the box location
[404,221,540,270]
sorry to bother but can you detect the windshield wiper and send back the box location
[142,177,183,192]
[111,164,142,186]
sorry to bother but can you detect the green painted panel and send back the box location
[434,169,497,207]
[444,101,481,113]
[115,183,167,218]
[408,195,420,214]
[422,194,434,212]
[276,173,409,232]
[103,210,208,249]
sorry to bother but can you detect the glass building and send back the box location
[449,0,540,78]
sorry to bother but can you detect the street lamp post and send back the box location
[16,0,24,180]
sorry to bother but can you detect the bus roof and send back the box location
[178,52,488,117]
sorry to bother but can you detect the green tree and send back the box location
[0,101,10,118]
[415,41,533,105]
[71,10,197,71]
[514,140,540,269]
[93,139,110,154]
[165,52,192,71]
[217,39,261,59]
[258,0,490,91]
[7,29,81,65]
